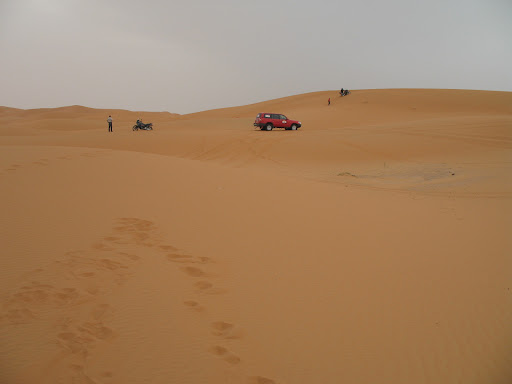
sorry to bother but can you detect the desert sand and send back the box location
[0,89,511,384]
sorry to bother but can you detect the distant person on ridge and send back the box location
[107,115,113,132]
[328,97,331,106]
[340,88,344,96]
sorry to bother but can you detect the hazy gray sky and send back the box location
[1,0,511,114]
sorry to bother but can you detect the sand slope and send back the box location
[1,89,511,384]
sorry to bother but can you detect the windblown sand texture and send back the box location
[1,89,511,383]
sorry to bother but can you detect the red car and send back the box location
[254,113,302,131]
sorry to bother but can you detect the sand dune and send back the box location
[1,89,511,383]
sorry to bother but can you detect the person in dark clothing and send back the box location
[328,97,331,105]
[107,115,113,132]
[340,88,344,96]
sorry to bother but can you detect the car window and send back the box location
[280,115,287,120]
[272,114,280,119]
[264,114,271,118]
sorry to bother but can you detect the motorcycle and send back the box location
[133,121,153,131]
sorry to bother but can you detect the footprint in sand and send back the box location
[91,304,110,321]
[113,218,160,246]
[86,287,99,295]
[9,283,80,308]
[183,300,204,312]
[194,280,225,295]
[195,281,213,290]
[209,345,241,365]
[102,235,132,246]
[160,244,179,252]
[1,308,36,324]
[224,354,241,365]
[54,288,80,304]
[101,371,113,378]
[212,321,234,333]
[116,218,156,232]
[57,332,89,356]
[181,266,205,277]
[69,364,97,383]
[210,345,228,356]
[98,258,126,271]
[13,289,49,303]
[212,321,243,339]
[58,320,115,354]
[167,254,194,263]
[168,254,212,265]
[92,242,115,251]
[104,236,119,241]
[79,321,115,340]
[78,272,95,278]
[117,252,140,261]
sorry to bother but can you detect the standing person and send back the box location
[340,88,344,96]
[328,97,331,106]
[107,115,113,132]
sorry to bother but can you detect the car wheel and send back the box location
[290,124,297,130]
[265,124,273,131]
